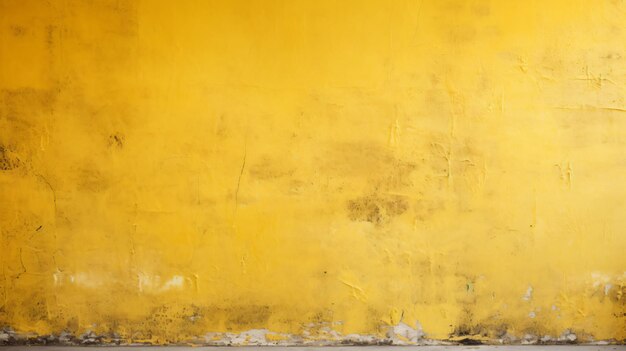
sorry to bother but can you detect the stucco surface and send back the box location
[1,0,626,345]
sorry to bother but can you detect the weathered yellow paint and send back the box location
[1,0,625,344]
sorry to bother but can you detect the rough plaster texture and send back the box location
[1,0,626,346]
[2,348,626,351]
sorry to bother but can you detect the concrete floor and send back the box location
[3,347,626,351]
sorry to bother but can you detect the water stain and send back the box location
[75,167,109,192]
[10,25,26,36]
[248,157,295,181]
[225,305,271,328]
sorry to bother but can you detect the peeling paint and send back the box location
[387,322,425,344]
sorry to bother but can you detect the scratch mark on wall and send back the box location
[234,140,248,213]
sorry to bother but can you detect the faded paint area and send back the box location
[1,0,626,345]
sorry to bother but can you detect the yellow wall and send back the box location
[1,0,625,344]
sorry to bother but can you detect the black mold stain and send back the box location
[132,304,273,343]
[457,337,483,345]
[449,306,496,344]
[0,328,120,346]
[451,323,489,339]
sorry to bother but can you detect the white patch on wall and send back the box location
[53,271,63,285]
[522,286,533,301]
[137,273,185,292]
[137,273,156,292]
[387,321,425,344]
[161,275,185,291]
[591,272,618,296]
[591,272,610,288]
[74,273,105,287]
[52,271,104,288]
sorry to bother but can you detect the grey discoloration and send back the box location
[0,346,625,351]
[0,324,622,347]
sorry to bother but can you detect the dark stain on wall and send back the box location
[0,145,19,170]
[108,133,125,149]
[347,194,408,225]
[225,305,271,329]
